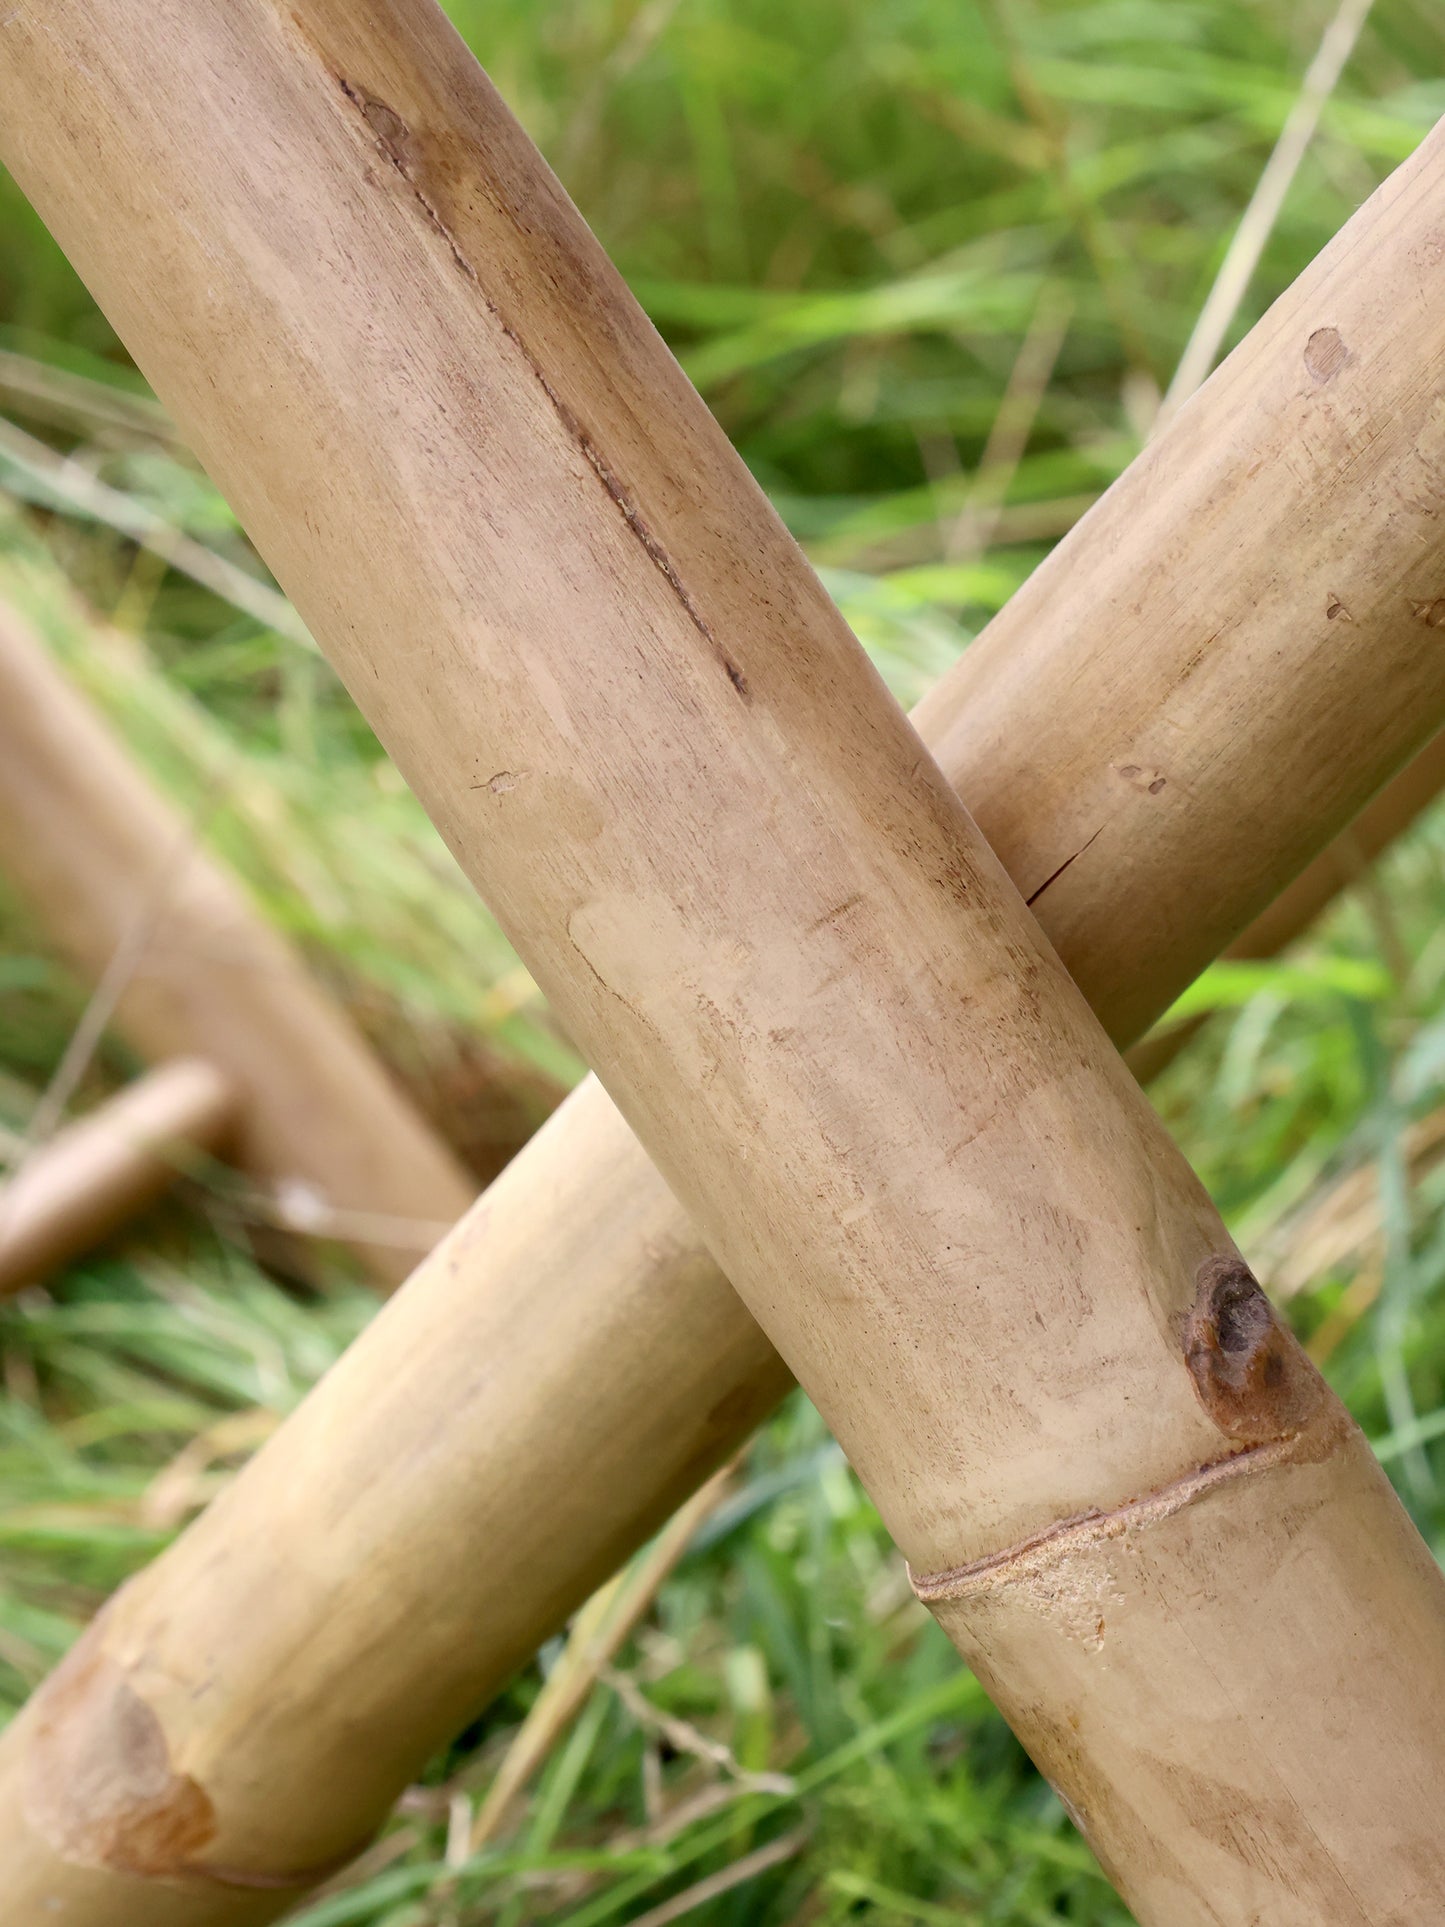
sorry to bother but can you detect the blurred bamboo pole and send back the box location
[1120,0,1414,1086]
[1159,0,1378,423]
[0,1059,238,1296]
[0,603,475,1285]
[1128,726,1445,1083]
[3,7,1445,1921]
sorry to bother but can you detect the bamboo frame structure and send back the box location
[0,1059,239,1296]
[4,6,1445,1920]
[0,601,475,1285]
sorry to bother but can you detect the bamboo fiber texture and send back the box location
[2,7,1445,1921]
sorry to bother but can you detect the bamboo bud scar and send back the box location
[4,7,1445,1922]
[0,603,475,1285]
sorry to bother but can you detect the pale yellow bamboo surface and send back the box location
[2,6,1445,1921]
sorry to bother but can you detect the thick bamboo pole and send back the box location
[0,1059,239,1296]
[1236,726,1445,959]
[0,602,475,1286]
[3,7,1445,1921]
[1129,727,1445,1082]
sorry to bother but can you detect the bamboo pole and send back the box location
[0,603,475,1286]
[1128,726,1445,1083]
[4,8,1445,1921]
[3,8,1445,1919]
[0,1059,239,1296]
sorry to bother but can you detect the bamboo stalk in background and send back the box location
[0,1059,238,1296]
[0,603,475,1286]
[3,7,1444,1920]
[1128,725,1445,1083]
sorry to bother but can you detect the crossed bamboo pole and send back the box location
[5,571,1426,1294]
[4,4,1445,1921]
[1129,726,1445,1080]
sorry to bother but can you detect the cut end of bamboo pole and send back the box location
[0,598,478,1290]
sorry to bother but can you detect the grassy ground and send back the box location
[1,2,1444,1921]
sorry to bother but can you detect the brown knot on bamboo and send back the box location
[1182,1255,1324,1443]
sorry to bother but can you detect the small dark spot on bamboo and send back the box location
[1115,764,1166,796]
[1304,326,1348,383]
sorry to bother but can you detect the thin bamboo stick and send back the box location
[3,7,1445,1920]
[1128,726,1445,1083]
[0,1059,239,1296]
[0,603,475,1285]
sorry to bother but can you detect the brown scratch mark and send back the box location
[564,914,660,1042]
[809,893,864,934]
[1173,629,1220,686]
[568,931,625,1009]
[337,79,474,279]
[947,1105,1003,1162]
[1026,826,1104,908]
[332,77,735,688]
[472,770,524,793]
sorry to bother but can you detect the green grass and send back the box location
[2,1,1445,1921]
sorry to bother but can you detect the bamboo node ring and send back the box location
[906,1419,1340,1608]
